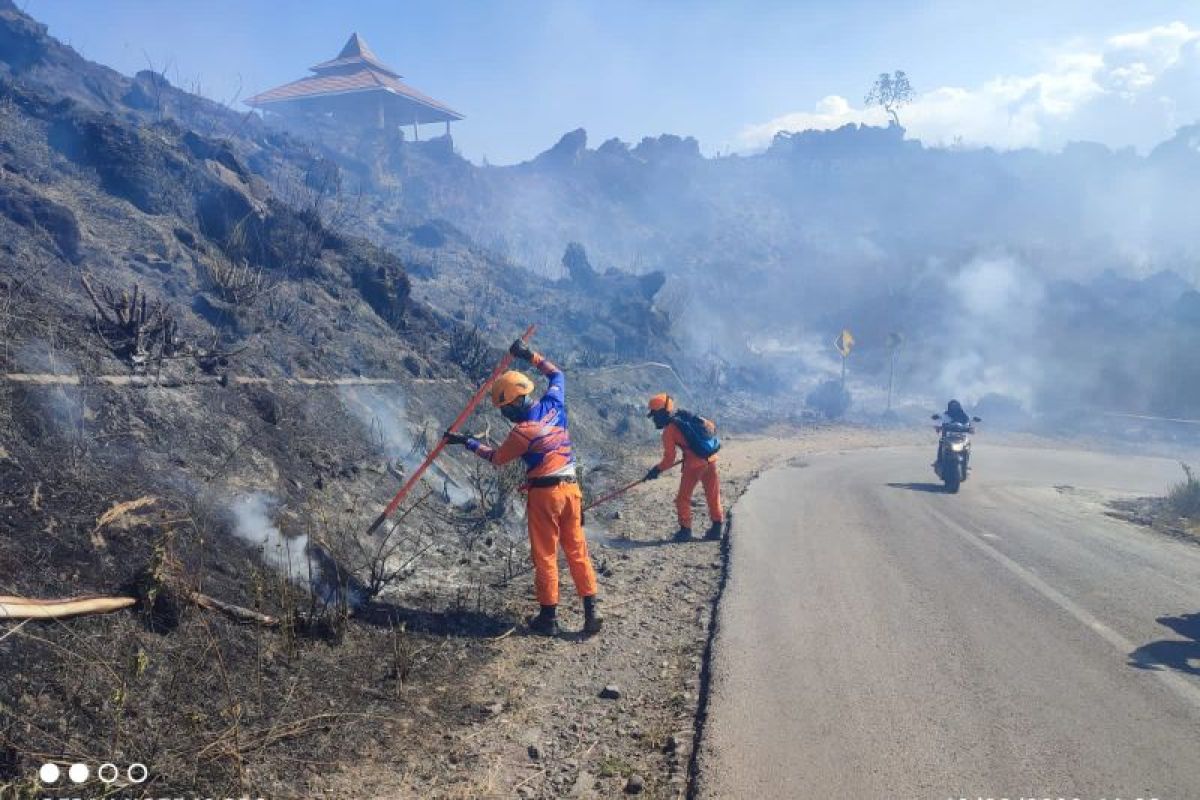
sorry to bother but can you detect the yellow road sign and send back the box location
[835,329,855,358]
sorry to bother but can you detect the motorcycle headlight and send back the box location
[949,442,966,452]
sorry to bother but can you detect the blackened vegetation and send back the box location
[0,180,80,261]
[0,6,530,796]
[79,275,179,366]
[447,323,496,382]
[48,113,202,216]
[346,243,411,328]
[198,253,278,308]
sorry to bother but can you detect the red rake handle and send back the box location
[582,459,682,513]
[367,324,537,535]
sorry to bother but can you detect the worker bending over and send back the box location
[446,340,601,637]
[644,393,724,542]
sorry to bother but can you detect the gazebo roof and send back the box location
[246,33,463,123]
[310,33,399,77]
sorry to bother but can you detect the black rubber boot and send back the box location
[704,520,724,541]
[673,526,694,543]
[582,595,603,636]
[527,605,559,637]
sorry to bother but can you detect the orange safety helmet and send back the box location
[647,392,674,416]
[491,370,535,407]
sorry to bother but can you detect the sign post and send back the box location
[834,329,855,389]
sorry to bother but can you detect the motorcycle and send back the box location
[931,413,981,493]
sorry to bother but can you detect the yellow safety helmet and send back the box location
[647,393,674,416]
[491,370,535,408]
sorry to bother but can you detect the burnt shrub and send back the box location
[806,379,851,419]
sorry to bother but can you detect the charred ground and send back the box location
[0,4,707,796]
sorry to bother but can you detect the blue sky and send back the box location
[24,0,1200,163]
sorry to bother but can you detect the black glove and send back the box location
[443,430,470,446]
[644,466,661,481]
[509,339,534,361]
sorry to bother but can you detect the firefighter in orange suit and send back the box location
[445,340,601,637]
[644,393,724,542]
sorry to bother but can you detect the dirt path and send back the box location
[325,425,926,798]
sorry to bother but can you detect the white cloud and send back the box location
[738,21,1200,152]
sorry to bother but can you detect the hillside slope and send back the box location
[0,5,684,795]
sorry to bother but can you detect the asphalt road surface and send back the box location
[698,445,1200,800]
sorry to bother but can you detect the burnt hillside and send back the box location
[240,41,1200,422]
[0,4,685,795]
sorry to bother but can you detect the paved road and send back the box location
[698,445,1200,800]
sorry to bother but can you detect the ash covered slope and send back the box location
[0,6,595,794]
[0,2,458,588]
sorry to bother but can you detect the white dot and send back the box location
[68,762,90,784]
[38,763,60,784]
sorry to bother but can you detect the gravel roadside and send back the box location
[325,424,926,798]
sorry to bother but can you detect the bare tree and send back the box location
[865,70,914,127]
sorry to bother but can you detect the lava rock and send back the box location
[624,774,644,794]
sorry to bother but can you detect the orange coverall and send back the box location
[657,421,723,529]
[467,355,598,607]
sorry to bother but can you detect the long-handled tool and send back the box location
[366,324,537,536]
[582,459,682,513]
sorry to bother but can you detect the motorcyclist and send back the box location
[934,399,974,467]
[943,399,971,426]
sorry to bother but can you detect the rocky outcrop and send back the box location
[531,128,588,168]
[0,181,80,261]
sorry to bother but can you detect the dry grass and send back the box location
[1167,463,1200,520]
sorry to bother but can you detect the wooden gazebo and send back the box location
[246,33,463,137]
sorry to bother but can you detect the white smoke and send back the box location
[336,385,473,505]
[228,493,314,583]
[13,339,84,434]
[935,255,1045,408]
[336,386,417,465]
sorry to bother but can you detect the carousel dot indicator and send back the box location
[38,763,60,784]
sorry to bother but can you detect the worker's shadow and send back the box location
[1128,612,1200,676]
[886,482,949,493]
[354,601,514,638]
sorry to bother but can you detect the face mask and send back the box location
[501,398,529,422]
